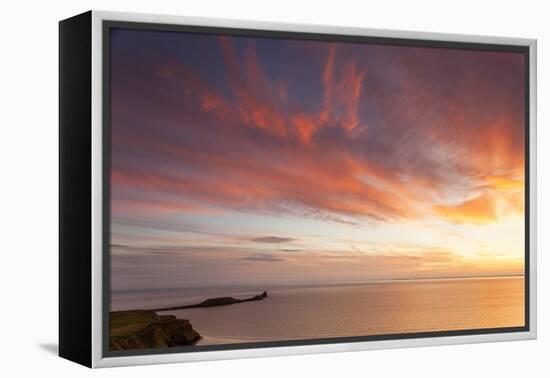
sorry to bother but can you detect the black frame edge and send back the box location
[59,10,93,368]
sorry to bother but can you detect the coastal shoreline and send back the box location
[110,292,269,351]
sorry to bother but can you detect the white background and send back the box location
[0,0,547,376]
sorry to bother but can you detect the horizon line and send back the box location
[112,273,525,293]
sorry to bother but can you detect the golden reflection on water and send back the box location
[164,277,525,345]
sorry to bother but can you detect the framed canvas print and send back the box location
[59,10,537,368]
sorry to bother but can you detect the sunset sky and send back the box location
[109,28,526,291]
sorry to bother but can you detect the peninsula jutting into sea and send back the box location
[110,292,269,350]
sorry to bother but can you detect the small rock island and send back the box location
[110,291,268,351]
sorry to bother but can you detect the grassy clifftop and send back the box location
[110,310,201,351]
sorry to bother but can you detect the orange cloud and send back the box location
[420,112,525,225]
[485,175,524,190]
[435,194,498,224]
[290,113,318,145]
[321,44,367,132]
[111,140,427,223]
[112,198,220,216]
[320,43,335,124]
[214,39,367,144]
[335,61,366,132]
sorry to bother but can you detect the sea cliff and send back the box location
[110,310,201,350]
[110,291,268,350]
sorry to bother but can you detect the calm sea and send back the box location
[111,276,525,345]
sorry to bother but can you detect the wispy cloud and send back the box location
[249,236,296,244]
[239,254,286,262]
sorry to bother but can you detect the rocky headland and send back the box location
[110,310,201,350]
[110,291,268,351]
